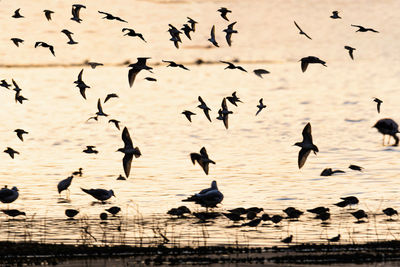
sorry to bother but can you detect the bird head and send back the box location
[110,190,116,197]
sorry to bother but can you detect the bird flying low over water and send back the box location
[197,96,212,122]
[294,123,319,169]
[181,24,193,40]
[182,180,223,208]
[128,57,153,87]
[35,41,55,56]
[83,146,98,154]
[351,24,379,33]
[190,147,215,175]
[61,29,78,45]
[182,110,196,122]
[330,11,341,19]
[104,93,119,103]
[349,164,363,171]
[14,129,28,141]
[4,147,19,159]
[144,77,157,82]
[0,186,19,204]
[108,119,121,130]
[117,127,141,178]
[208,25,219,47]
[43,10,54,21]
[223,22,238,46]
[373,118,399,146]
[12,9,24,18]
[187,17,198,32]
[0,80,11,89]
[256,98,266,116]
[217,98,233,129]
[217,7,231,21]
[87,62,104,69]
[10,38,24,47]
[96,99,108,117]
[294,21,312,40]
[299,56,326,72]
[98,11,127,22]
[122,28,146,42]
[220,61,247,72]
[162,60,189,70]
[71,4,86,23]
[74,69,90,99]
[344,46,356,60]
[373,97,382,113]
[253,69,270,78]
[81,188,115,202]
[227,91,242,106]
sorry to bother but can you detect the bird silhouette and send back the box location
[208,25,219,47]
[81,188,115,202]
[223,22,238,46]
[128,57,152,87]
[87,62,104,69]
[190,147,215,175]
[4,147,19,159]
[74,69,90,99]
[300,56,326,72]
[253,69,270,78]
[344,46,356,60]
[182,180,223,208]
[182,110,196,122]
[217,7,231,21]
[83,146,98,154]
[122,28,146,42]
[61,29,78,45]
[96,99,108,117]
[12,9,24,19]
[187,17,198,32]
[294,21,312,40]
[35,41,55,56]
[197,96,212,122]
[256,98,266,116]
[117,127,141,178]
[10,38,24,47]
[351,24,379,33]
[162,60,189,70]
[104,93,119,103]
[14,129,28,141]
[220,60,247,72]
[226,91,242,106]
[98,11,127,22]
[43,10,54,21]
[330,11,341,19]
[109,119,121,130]
[373,118,399,146]
[373,98,382,113]
[71,4,86,23]
[294,123,319,169]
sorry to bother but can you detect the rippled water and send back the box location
[1,0,400,247]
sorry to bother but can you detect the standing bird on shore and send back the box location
[208,25,219,47]
[128,57,153,87]
[122,28,146,42]
[294,21,312,40]
[57,176,73,198]
[182,180,223,209]
[223,22,238,46]
[294,123,319,169]
[1,209,26,217]
[61,29,78,45]
[300,56,326,72]
[373,118,399,146]
[98,11,127,22]
[117,127,141,178]
[12,9,24,19]
[190,147,215,175]
[373,98,383,113]
[81,188,115,202]
[351,24,379,33]
[217,7,231,21]
[71,4,86,23]
[256,98,266,116]
[330,11,341,19]
[43,10,54,21]
[344,46,356,60]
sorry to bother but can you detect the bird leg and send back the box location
[382,135,385,146]
[387,136,391,145]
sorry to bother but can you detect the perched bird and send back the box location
[0,80,11,89]
[328,234,341,242]
[181,24,193,40]
[190,147,215,175]
[96,99,108,117]
[320,168,345,176]
[218,98,233,129]
[71,4,86,23]
[83,145,98,154]
[10,38,24,47]
[34,41,55,56]
[349,164,363,171]
[144,77,157,82]
[256,98,266,116]
[217,7,231,21]
[373,118,399,146]
[72,168,83,176]
[4,147,19,159]
[197,96,212,122]
[208,25,219,47]
[104,93,119,103]
[187,17,198,32]
[182,180,223,209]
[61,29,78,45]
[223,22,238,46]
[294,21,312,40]
[87,62,104,69]
[330,11,341,19]
[74,69,90,99]
[106,206,121,216]
[226,91,242,106]
[128,57,152,87]
[98,11,127,22]
[307,206,330,215]
[162,60,189,70]
[109,119,121,130]
[344,46,356,60]
[299,56,326,72]
[65,209,79,219]
[253,69,270,78]
[43,10,54,21]
[1,209,25,217]
[117,127,142,178]
[14,129,28,141]
[220,61,247,72]
[373,98,383,113]
[351,209,368,222]
[281,235,293,244]
[294,122,319,169]
[12,9,24,19]
[81,188,115,202]
[0,186,19,204]
[383,208,398,218]
[122,28,146,42]
[351,24,379,33]
[182,110,196,122]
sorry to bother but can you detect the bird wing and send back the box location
[302,122,313,143]
[204,109,212,122]
[97,99,104,113]
[221,97,228,110]
[190,153,201,164]
[128,68,139,87]
[123,154,133,177]
[98,11,110,16]
[210,25,216,39]
[198,96,205,105]
[301,59,308,72]
[294,21,302,32]
[298,148,311,169]
[122,127,133,149]
[377,102,381,113]
[303,31,312,40]
[349,49,354,60]
[200,147,208,157]
[223,114,229,129]
[225,32,232,46]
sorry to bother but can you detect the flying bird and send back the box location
[12,9,24,18]
[109,119,121,130]
[373,97,382,113]
[122,28,146,42]
[117,127,141,178]
[71,4,86,23]
[294,21,312,40]
[87,62,104,69]
[0,80,11,89]
[190,147,215,175]
[34,41,55,56]
[4,147,19,159]
[104,93,119,103]
[14,129,28,141]
[217,7,231,21]
[181,24,193,40]
[162,60,189,70]
[187,17,198,32]
[294,123,319,169]
[83,146,98,154]
[344,46,356,60]
[128,57,153,87]
[253,69,270,78]
[74,69,90,99]
[182,110,196,122]
[10,38,24,47]
[223,22,238,46]
[98,11,127,22]
[220,61,247,72]
[217,98,233,129]
[351,24,379,33]
[43,10,54,21]
[197,96,212,122]
[373,118,399,146]
[256,98,266,116]
[81,188,115,202]
[96,99,108,117]
[168,24,182,48]
[208,25,219,47]
[330,11,341,19]
[61,29,78,45]
[299,56,326,72]
[144,77,157,82]
[226,91,242,106]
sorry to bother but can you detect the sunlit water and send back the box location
[1,0,400,247]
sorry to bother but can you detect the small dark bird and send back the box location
[208,25,219,47]
[4,147,19,159]
[162,60,189,70]
[344,46,356,60]
[61,29,78,45]
[104,93,119,103]
[256,98,267,116]
[167,206,191,217]
[71,4,86,23]
[349,164,363,171]
[307,206,329,215]
[328,234,341,242]
[181,24,193,40]
[261,214,271,221]
[190,147,215,175]
[226,91,242,106]
[246,207,264,214]
[168,24,182,48]
[81,188,115,202]
[330,11,341,19]
[0,80,11,89]
[87,62,104,69]
[223,212,244,222]
[15,92,28,104]
[241,218,262,227]
[100,212,108,220]
[300,56,326,72]
[197,96,212,122]
[1,209,25,217]
[373,118,399,146]
[74,70,90,100]
[144,77,157,82]
[351,209,368,221]
[128,57,152,87]
[106,206,121,216]
[12,79,21,93]
[183,181,223,209]
[83,146,98,154]
[187,17,198,32]
[294,21,312,40]
[315,212,330,222]
[228,207,247,215]
[14,129,28,141]
[334,200,348,208]
[283,207,303,219]
[98,11,127,22]
[117,127,141,178]
[117,174,126,180]
[294,123,319,169]
[43,10,54,21]
[281,235,293,244]
[170,36,180,49]
[10,38,24,47]
[246,211,257,220]
[351,24,379,33]
[383,208,398,218]
[220,61,247,72]
[217,98,233,129]
[217,7,231,21]
[270,215,283,224]
[122,28,146,42]
[65,209,79,219]
[341,196,359,205]
[72,168,83,176]
[182,110,196,122]
[96,99,108,117]
[35,41,55,56]
[109,119,120,130]
[320,168,345,176]
[223,22,238,46]
[373,98,383,113]
[12,9,24,18]
[253,69,270,78]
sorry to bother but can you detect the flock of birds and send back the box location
[1,4,399,245]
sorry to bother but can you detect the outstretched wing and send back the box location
[298,148,311,169]
[122,127,133,149]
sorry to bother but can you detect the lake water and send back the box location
[1,0,400,247]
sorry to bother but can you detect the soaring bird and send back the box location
[98,11,127,22]
[108,119,120,130]
[74,69,90,99]
[373,98,382,113]
[187,17,198,32]
[217,98,233,129]
[294,123,319,169]
[57,176,73,196]
[104,93,119,103]
[294,21,312,40]
[220,61,247,72]
[43,10,54,21]
[256,98,266,116]
[181,110,196,122]
[223,22,238,46]
[83,146,98,154]
[253,69,270,78]
[35,41,55,56]
[226,91,242,106]
[10,38,24,47]
[128,57,152,87]
[4,147,19,159]
[208,25,219,47]
[81,188,115,202]
[96,99,108,117]
[197,96,212,122]
[12,9,24,18]
[373,118,399,146]
[217,7,231,21]
[190,147,215,175]
[182,180,223,208]
[71,4,86,23]
[122,28,146,42]
[61,29,78,45]
[351,24,379,33]
[330,11,341,19]
[344,46,356,60]
[117,127,141,178]
[299,56,326,72]
[162,60,189,70]
[14,129,28,141]
[0,186,19,204]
